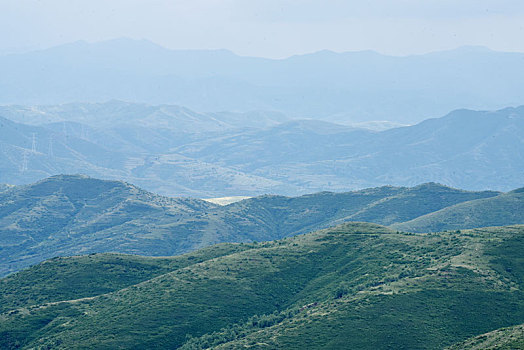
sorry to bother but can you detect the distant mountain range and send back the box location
[1,102,523,196]
[1,38,524,124]
[2,175,523,277]
[0,102,292,197]
[1,222,522,349]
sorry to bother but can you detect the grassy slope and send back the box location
[447,323,524,349]
[0,224,522,349]
[202,225,524,350]
[215,182,499,239]
[0,244,252,314]
[391,188,524,233]
[0,174,218,276]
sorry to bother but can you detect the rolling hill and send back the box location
[1,102,523,196]
[0,108,289,197]
[1,175,518,277]
[447,323,524,349]
[392,188,524,233]
[173,105,524,192]
[0,175,218,276]
[219,182,501,236]
[0,223,522,349]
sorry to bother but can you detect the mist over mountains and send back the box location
[1,38,524,124]
[0,101,523,196]
[3,2,524,348]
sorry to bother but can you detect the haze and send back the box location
[2,0,524,57]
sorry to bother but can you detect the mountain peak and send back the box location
[412,182,455,191]
[453,45,494,53]
[92,37,168,51]
[25,174,136,198]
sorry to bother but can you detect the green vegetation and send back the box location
[0,175,218,276]
[447,323,524,349]
[0,244,252,314]
[0,223,522,349]
[2,175,509,277]
[391,188,524,233]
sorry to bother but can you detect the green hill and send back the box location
[447,323,524,349]
[0,176,501,276]
[228,182,500,233]
[0,223,522,349]
[0,244,251,314]
[0,174,218,276]
[391,188,524,233]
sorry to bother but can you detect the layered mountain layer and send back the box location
[1,103,523,196]
[2,175,523,276]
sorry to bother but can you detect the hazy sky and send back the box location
[2,0,524,57]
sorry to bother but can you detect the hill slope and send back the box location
[0,223,522,349]
[2,102,524,194]
[0,244,251,314]
[220,182,501,236]
[174,106,524,192]
[0,176,503,276]
[0,175,217,276]
[0,104,290,197]
[447,323,524,349]
[392,188,524,232]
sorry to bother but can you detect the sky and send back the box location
[1,0,524,58]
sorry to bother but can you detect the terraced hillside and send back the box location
[0,175,505,276]
[0,223,522,349]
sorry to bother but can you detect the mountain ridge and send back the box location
[1,175,518,277]
[2,38,524,123]
[1,102,523,195]
[391,188,524,232]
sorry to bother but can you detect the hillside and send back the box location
[0,176,503,276]
[220,182,501,236]
[1,103,523,195]
[0,175,217,276]
[447,323,524,349]
[392,188,524,232]
[0,101,289,132]
[0,244,251,314]
[0,223,522,349]
[173,106,524,192]
[0,103,291,197]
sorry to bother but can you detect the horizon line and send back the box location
[2,37,521,60]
